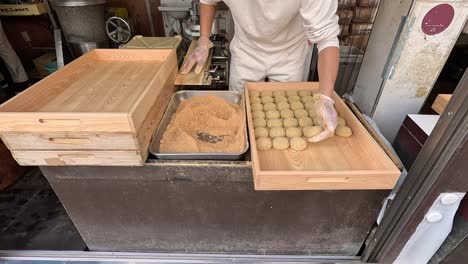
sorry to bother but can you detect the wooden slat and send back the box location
[0,113,132,133]
[12,150,143,166]
[245,82,400,190]
[174,40,213,85]
[432,94,452,114]
[1,133,137,151]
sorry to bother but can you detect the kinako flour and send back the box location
[160,95,245,153]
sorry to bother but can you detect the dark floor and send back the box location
[0,169,86,250]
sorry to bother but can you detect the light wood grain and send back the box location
[174,40,213,85]
[245,82,400,190]
[432,94,452,114]
[0,113,132,133]
[0,49,177,166]
[1,133,137,150]
[12,150,143,166]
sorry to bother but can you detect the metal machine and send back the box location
[158,0,233,88]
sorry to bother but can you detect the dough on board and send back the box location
[301,95,314,103]
[335,125,353,137]
[252,110,266,120]
[257,137,272,151]
[267,118,283,128]
[288,95,301,103]
[272,137,289,150]
[263,102,277,111]
[276,101,290,111]
[294,109,309,118]
[261,91,273,97]
[254,127,269,138]
[261,96,274,104]
[275,96,288,104]
[269,127,286,138]
[280,109,294,119]
[286,91,298,97]
[298,117,313,128]
[290,137,308,151]
[253,118,267,128]
[283,117,298,128]
[265,110,280,119]
[304,102,315,111]
[286,127,302,138]
[290,101,304,110]
[251,103,263,111]
[303,126,322,138]
[250,97,261,104]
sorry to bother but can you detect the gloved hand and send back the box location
[180,37,213,74]
[308,93,338,143]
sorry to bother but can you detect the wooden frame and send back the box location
[245,82,400,190]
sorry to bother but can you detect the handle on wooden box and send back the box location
[306,177,350,183]
[47,137,92,145]
[38,119,82,124]
[57,154,95,160]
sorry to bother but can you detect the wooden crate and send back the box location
[0,49,177,166]
[245,82,400,190]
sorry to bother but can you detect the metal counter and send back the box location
[40,159,388,255]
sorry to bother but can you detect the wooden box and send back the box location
[0,49,177,166]
[245,82,400,190]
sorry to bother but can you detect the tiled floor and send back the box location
[0,169,86,250]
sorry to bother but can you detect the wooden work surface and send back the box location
[245,82,400,190]
[432,94,452,114]
[174,39,212,86]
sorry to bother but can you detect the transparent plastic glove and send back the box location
[180,37,213,75]
[308,94,338,143]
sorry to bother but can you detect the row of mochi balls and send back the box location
[248,90,353,151]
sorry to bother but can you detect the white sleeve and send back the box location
[200,0,221,5]
[300,0,340,53]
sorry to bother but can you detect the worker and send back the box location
[0,20,29,94]
[180,0,340,142]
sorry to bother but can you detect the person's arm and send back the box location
[199,3,217,39]
[299,0,340,142]
[317,46,339,97]
[180,1,218,74]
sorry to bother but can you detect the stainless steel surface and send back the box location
[53,29,64,69]
[69,41,107,56]
[0,250,362,263]
[150,91,248,160]
[54,0,106,6]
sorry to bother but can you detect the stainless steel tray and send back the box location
[149,90,249,160]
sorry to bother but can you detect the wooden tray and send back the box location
[245,82,400,190]
[0,49,177,166]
